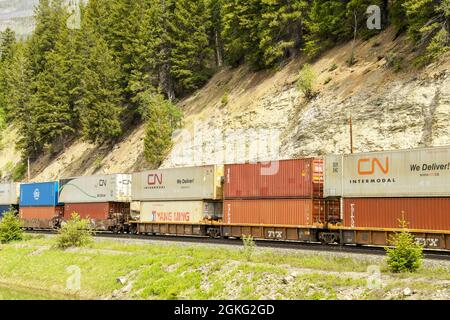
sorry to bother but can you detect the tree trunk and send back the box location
[215,31,223,67]
[349,10,358,66]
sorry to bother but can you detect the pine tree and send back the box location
[222,0,263,67]
[3,43,38,156]
[258,0,307,66]
[131,0,176,100]
[141,92,182,166]
[0,28,17,121]
[75,28,123,143]
[208,0,224,67]
[170,0,214,94]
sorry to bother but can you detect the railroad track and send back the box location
[26,230,450,261]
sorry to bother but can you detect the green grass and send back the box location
[0,236,448,300]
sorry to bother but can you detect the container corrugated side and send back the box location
[20,206,64,221]
[59,174,131,203]
[132,165,224,201]
[223,199,331,226]
[20,182,59,207]
[139,201,222,224]
[0,182,19,205]
[343,197,450,231]
[224,159,323,199]
[325,146,450,197]
[64,202,130,221]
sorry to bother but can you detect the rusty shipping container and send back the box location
[19,206,63,229]
[343,198,450,231]
[223,199,337,226]
[325,146,450,198]
[64,202,130,230]
[224,159,324,199]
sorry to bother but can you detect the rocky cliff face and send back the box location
[163,28,450,168]
[1,28,448,181]
[0,0,37,37]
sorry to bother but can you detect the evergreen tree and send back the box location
[222,0,262,67]
[170,0,214,94]
[75,29,123,143]
[0,28,17,120]
[258,0,307,66]
[140,92,182,166]
[131,0,176,100]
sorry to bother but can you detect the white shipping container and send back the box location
[132,165,224,201]
[59,174,132,203]
[0,183,19,205]
[139,201,223,224]
[324,146,450,197]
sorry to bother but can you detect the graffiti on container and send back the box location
[415,237,439,247]
[267,230,283,239]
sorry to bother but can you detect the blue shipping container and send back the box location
[0,204,10,220]
[20,182,60,207]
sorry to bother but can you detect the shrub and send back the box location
[385,52,403,72]
[296,64,317,100]
[242,234,256,261]
[385,218,423,273]
[12,162,27,181]
[0,211,23,243]
[55,213,93,249]
[221,92,229,107]
[328,63,338,72]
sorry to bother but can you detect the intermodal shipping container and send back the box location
[20,181,59,207]
[19,206,64,229]
[223,199,335,226]
[59,174,132,203]
[0,182,19,205]
[132,165,224,201]
[343,198,450,231]
[139,201,223,224]
[224,159,323,199]
[325,146,450,198]
[64,202,130,221]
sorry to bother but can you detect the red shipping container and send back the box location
[223,199,332,226]
[224,159,324,199]
[19,206,63,229]
[64,202,130,220]
[343,198,450,231]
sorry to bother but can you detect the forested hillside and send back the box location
[0,0,449,181]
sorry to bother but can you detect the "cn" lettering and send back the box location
[358,158,389,175]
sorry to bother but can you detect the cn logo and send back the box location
[99,179,107,187]
[358,157,389,175]
[33,188,40,201]
[148,174,163,185]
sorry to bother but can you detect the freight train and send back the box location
[0,146,449,250]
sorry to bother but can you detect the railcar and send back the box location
[8,146,450,251]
